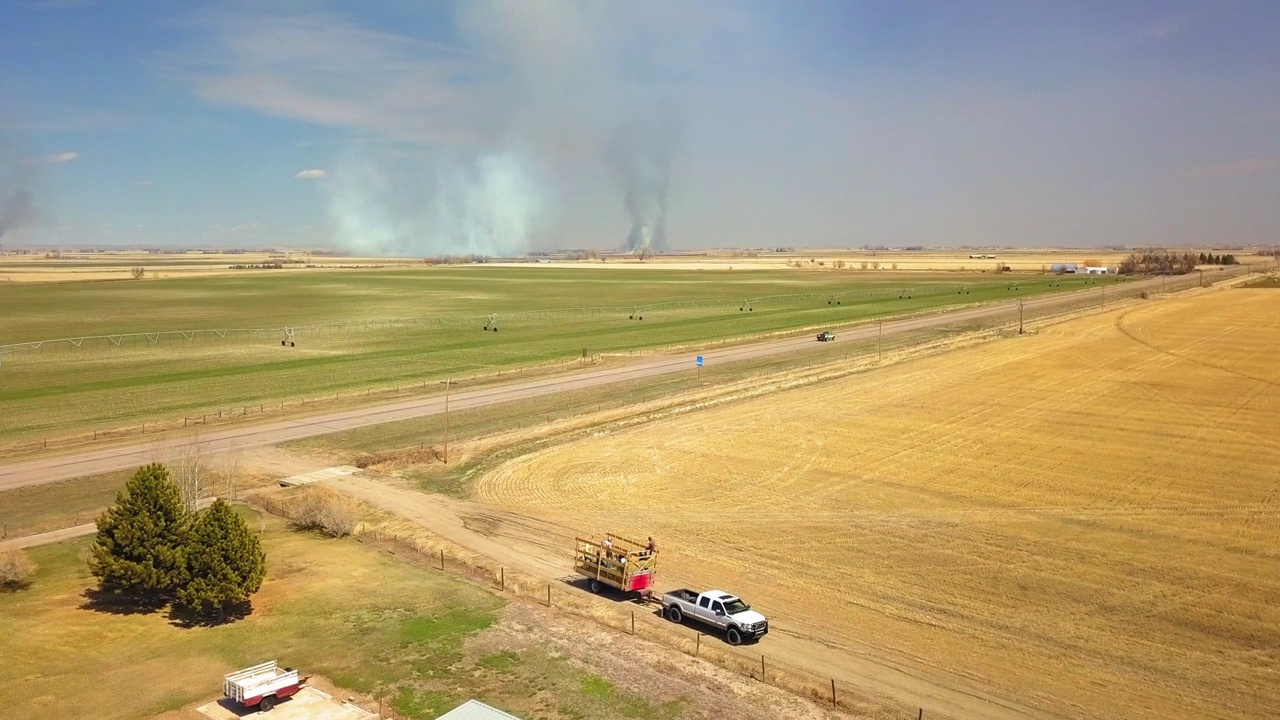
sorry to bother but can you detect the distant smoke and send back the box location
[0,186,36,240]
[325,145,549,257]
[606,118,678,252]
[0,138,38,240]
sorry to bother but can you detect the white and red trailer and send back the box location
[223,661,306,712]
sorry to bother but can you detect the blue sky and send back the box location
[1,1,1278,252]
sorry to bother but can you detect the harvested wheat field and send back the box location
[478,287,1280,720]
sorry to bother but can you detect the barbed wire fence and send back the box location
[1,270,1245,453]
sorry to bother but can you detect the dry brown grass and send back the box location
[476,287,1280,720]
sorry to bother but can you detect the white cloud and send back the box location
[180,13,480,145]
[293,168,327,179]
[131,179,154,187]
[47,151,79,163]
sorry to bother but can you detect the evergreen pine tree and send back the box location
[178,499,266,619]
[89,463,189,599]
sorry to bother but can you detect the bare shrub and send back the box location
[270,486,360,537]
[130,266,145,279]
[153,432,211,511]
[0,549,36,590]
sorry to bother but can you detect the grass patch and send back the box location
[582,674,614,698]
[399,609,494,645]
[478,650,520,673]
[0,512,696,720]
[393,688,454,719]
[0,470,131,538]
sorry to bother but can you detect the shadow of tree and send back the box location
[167,599,254,628]
[79,587,169,615]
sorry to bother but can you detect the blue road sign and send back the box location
[696,356,703,367]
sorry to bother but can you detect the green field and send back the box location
[0,512,695,720]
[0,267,1110,442]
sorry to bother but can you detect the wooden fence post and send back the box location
[831,678,836,704]
[500,566,505,591]
[761,654,765,681]
[439,548,445,571]
[547,584,552,607]
[918,709,923,720]
[631,611,635,635]
[695,633,700,657]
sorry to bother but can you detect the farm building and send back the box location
[1082,266,1110,274]
[435,700,525,720]
[1050,263,1078,273]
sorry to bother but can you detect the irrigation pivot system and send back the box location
[0,282,996,366]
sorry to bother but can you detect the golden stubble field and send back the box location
[477,287,1280,719]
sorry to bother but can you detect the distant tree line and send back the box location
[1198,252,1238,265]
[227,262,285,269]
[1118,249,1198,275]
[89,463,265,622]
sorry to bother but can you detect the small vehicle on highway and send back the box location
[816,331,835,341]
[224,660,306,712]
[662,588,769,645]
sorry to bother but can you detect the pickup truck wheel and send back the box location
[666,605,682,623]
[259,695,277,712]
[589,579,601,594]
[726,627,744,646]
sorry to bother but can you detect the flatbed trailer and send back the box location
[224,660,305,712]
[574,533,658,597]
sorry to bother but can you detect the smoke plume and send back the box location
[0,140,38,241]
[606,118,678,252]
[325,144,550,257]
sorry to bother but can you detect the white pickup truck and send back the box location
[662,588,769,645]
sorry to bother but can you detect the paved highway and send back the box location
[0,275,1184,491]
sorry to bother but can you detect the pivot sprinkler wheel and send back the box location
[281,327,297,348]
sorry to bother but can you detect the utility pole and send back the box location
[440,378,452,464]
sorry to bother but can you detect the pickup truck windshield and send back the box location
[723,599,750,614]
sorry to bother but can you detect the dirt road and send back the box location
[0,275,1194,492]
[329,473,1067,720]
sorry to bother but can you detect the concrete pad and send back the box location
[277,466,362,487]
[196,686,376,720]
